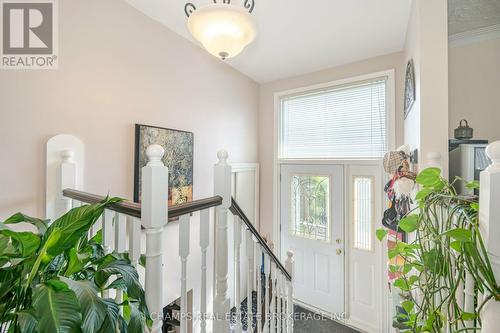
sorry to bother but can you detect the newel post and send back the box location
[479,141,500,333]
[285,250,295,333]
[141,145,169,333]
[60,150,76,213]
[426,152,442,169]
[213,150,232,332]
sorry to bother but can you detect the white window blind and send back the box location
[280,78,387,159]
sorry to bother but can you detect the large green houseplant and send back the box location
[378,168,500,332]
[0,198,150,333]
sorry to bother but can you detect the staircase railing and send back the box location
[54,144,294,333]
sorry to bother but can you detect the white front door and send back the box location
[280,164,345,315]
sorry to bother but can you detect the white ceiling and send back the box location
[448,0,500,35]
[124,0,412,83]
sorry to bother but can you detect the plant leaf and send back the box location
[398,215,419,233]
[416,168,441,186]
[0,228,41,257]
[394,278,410,291]
[95,257,147,313]
[126,299,147,333]
[4,213,49,235]
[33,280,82,333]
[17,310,38,333]
[450,240,462,252]
[461,312,476,321]
[64,247,90,277]
[441,228,472,242]
[96,299,120,333]
[465,180,480,190]
[401,300,414,314]
[45,197,120,256]
[376,229,388,241]
[59,277,108,333]
[415,188,432,201]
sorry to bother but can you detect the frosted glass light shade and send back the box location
[187,4,256,60]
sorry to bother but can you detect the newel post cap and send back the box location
[217,149,229,166]
[146,144,165,166]
[286,250,294,260]
[486,141,500,166]
[61,149,75,162]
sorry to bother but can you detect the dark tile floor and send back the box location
[230,290,360,333]
[293,305,360,333]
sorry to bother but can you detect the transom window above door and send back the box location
[279,76,389,159]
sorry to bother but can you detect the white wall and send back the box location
[258,52,405,239]
[0,0,259,220]
[403,0,449,173]
[449,38,500,143]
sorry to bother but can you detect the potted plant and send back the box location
[0,197,150,333]
[377,168,500,332]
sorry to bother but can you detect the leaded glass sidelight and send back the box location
[353,176,374,251]
[289,174,331,242]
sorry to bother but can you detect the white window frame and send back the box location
[272,69,395,332]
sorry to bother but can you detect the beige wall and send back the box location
[449,38,500,143]
[0,0,259,219]
[403,0,449,174]
[258,52,406,238]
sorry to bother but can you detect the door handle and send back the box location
[336,249,342,255]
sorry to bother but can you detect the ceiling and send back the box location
[124,0,412,83]
[448,0,500,35]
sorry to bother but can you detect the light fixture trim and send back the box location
[184,1,257,60]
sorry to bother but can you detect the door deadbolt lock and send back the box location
[335,238,342,244]
[336,249,342,255]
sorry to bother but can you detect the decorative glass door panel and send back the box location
[290,174,331,242]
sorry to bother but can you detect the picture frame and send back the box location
[134,124,194,206]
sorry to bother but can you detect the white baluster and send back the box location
[128,216,141,267]
[214,150,232,332]
[246,230,254,332]
[114,213,127,310]
[270,262,276,333]
[464,272,475,329]
[285,250,295,333]
[276,271,282,333]
[179,214,190,333]
[255,243,263,333]
[115,213,127,253]
[101,209,115,299]
[479,141,500,333]
[60,150,76,214]
[263,255,270,333]
[102,209,114,255]
[234,216,242,333]
[142,144,169,333]
[200,209,210,333]
[72,200,80,209]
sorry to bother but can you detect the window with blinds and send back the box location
[280,78,388,159]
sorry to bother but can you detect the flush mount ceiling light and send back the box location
[184,0,256,60]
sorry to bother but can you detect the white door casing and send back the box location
[280,164,345,315]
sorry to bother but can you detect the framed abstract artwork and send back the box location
[404,59,415,119]
[134,124,194,206]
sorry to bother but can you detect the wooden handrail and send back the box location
[229,197,292,281]
[62,189,222,219]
